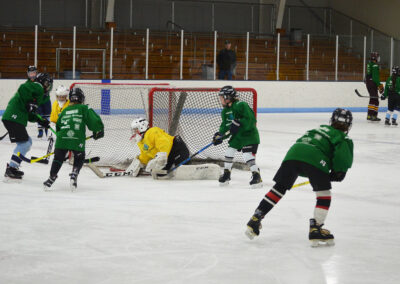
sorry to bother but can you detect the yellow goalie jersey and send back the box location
[50,100,70,123]
[137,127,174,165]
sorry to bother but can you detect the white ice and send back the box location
[0,113,399,284]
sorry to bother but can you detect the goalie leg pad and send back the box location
[126,158,143,177]
[171,164,220,180]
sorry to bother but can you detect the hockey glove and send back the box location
[229,119,241,135]
[213,132,223,146]
[27,103,38,114]
[329,171,346,182]
[38,118,50,129]
[378,84,384,94]
[93,130,104,140]
[146,152,168,173]
[380,95,386,100]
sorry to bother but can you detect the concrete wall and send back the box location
[330,0,400,39]
[0,79,376,114]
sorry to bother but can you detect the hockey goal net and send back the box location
[149,87,257,165]
[69,82,168,168]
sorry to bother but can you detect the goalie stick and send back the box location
[0,132,8,141]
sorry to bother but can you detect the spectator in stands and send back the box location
[217,40,236,80]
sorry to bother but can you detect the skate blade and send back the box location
[310,239,335,247]
[3,176,22,183]
[245,227,257,240]
[250,182,263,189]
[70,181,77,192]
[219,181,230,187]
[43,185,54,192]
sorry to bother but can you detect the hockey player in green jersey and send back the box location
[245,108,354,247]
[212,86,262,188]
[43,88,104,191]
[366,52,384,121]
[2,72,53,180]
[381,66,400,126]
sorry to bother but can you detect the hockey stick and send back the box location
[18,135,94,164]
[18,151,100,164]
[168,142,213,173]
[354,89,382,99]
[31,134,54,164]
[86,163,150,178]
[168,132,231,173]
[0,132,8,141]
[36,113,57,135]
[291,181,310,189]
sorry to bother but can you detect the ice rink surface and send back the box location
[0,112,399,284]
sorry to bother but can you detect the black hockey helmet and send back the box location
[35,73,53,93]
[27,65,38,80]
[330,108,353,134]
[370,51,380,63]
[69,87,85,104]
[219,85,237,100]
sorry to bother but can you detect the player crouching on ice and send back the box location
[212,86,262,188]
[128,118,219,180]
[43,88,104,191]
[245,108,354,247]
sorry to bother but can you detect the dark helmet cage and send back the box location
[392,66,400,76]
[27,65,38,79]
[219,85,237,100]
[370,51,380,62]
[35,73,53,92]
[69,87,85,104]
[330,108,353,134]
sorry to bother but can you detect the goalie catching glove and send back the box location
[146,152,168,173]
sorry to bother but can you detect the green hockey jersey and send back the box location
[2,80,48,126]
[55,104,104,151]
[283,125,353,174]
[366,61,380,86]
[382,75,400,98]
[219,100,259,149]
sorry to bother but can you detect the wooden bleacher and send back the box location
[0,29,386,81]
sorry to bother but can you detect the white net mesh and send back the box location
[70,83,168,167]
[150,88,257,164]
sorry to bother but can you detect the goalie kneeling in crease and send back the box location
[129,118,219,180]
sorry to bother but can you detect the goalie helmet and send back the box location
[55,85,69,98]
[130,118,149,143]
[219,85,237,100]
[330,108,352,134]
[370,51,380,63]
[27,65,37,80]
[35,73,53,93]
[69,87,85,104]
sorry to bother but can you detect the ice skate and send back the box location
[385,118,391,126]
[219,169,231,186]
[4,164,23,179]
[392,118,398,126]
[250,171,263,188]
[43,176,57,191]
[245,210,264,240]
[370,116,381,122]
[69,171,78,192]
[309,218,335,247]
[366,115,372,121]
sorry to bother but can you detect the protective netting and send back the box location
[149,88,257,164]
[70,83,168,167]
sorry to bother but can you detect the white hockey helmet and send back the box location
[55,85,69,101]
[130,118,149,143]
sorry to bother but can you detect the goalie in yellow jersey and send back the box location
[50,85,70,124]
[128,118,219,180]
